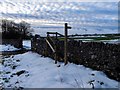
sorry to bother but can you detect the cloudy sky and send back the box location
[0,0,119,35]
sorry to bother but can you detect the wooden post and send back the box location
[45,32,49,56]
[64,23,71,65]
[55,32,57,64]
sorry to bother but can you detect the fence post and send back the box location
[55,32,57,64]
[64,23,71,65]
[45,32,49,56]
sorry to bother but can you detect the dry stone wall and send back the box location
[31,35,120,81]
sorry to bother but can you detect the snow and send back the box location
[22,40,31,49]
[0,44,20,51]
[1,52,118,88]
[101,39,120,44]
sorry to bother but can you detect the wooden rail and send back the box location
[46,39,55,53]
[47,32,64,37]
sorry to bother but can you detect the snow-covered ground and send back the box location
[101,39,120,44]
[1,52,118,88]
[22,40,31,50]
[0,44,20,52]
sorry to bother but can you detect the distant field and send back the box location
[58,33,120,44]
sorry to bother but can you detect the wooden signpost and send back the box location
[46,23,71,65]
[64,23,71,65]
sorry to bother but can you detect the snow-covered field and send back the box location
[100,39,120,44]
[0,45,20,52]
[23,40,31,50]
[0,52,118,88]
[74,39,120,44]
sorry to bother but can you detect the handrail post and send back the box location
[55,32,57,64]
[45,32,49,56]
